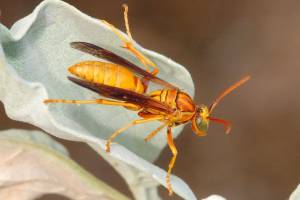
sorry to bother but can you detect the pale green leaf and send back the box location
[202,195,226,200]
[0,0,196,199]
[290,184,300,200]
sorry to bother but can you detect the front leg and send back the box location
[166,126,178,196]
[144,123,168,142]
[105,115,164,152]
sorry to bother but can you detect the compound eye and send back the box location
[195,115,209,133]
[196,116,202,126]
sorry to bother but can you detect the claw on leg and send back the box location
[105,142,111,153]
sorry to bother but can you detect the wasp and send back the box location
[44,4,250,195]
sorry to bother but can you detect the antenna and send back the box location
[209,75,250,114]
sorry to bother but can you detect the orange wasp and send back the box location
[44,5,250,195]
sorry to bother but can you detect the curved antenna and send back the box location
[209,75,250,114]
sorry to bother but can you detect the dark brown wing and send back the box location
[68,76,174,114]
[70,42,177,89]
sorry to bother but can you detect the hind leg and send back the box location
[44,98,140,109]
[101,5,159,75]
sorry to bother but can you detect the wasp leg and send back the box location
[121,4,133,41]
[144,123,168,142]
[166,126,177,196]
[101,5,159,75]
[122,4,159,75]
[43,98,140,109]
[105,115,164,152]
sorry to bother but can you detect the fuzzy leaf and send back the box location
[0,0,196,199]
[290,184,300,200]
[202,195,226,200]
[0,129,129,200]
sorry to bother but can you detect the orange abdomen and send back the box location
[68,61,145,94]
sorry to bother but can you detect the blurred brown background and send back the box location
[1,0,300,199]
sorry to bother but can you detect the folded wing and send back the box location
[68,76,174,114]
[70,42,177,89]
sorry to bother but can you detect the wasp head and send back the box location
[191,76,251,136]
[192,105,210,136]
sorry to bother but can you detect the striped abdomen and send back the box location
[68,61,145,94]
